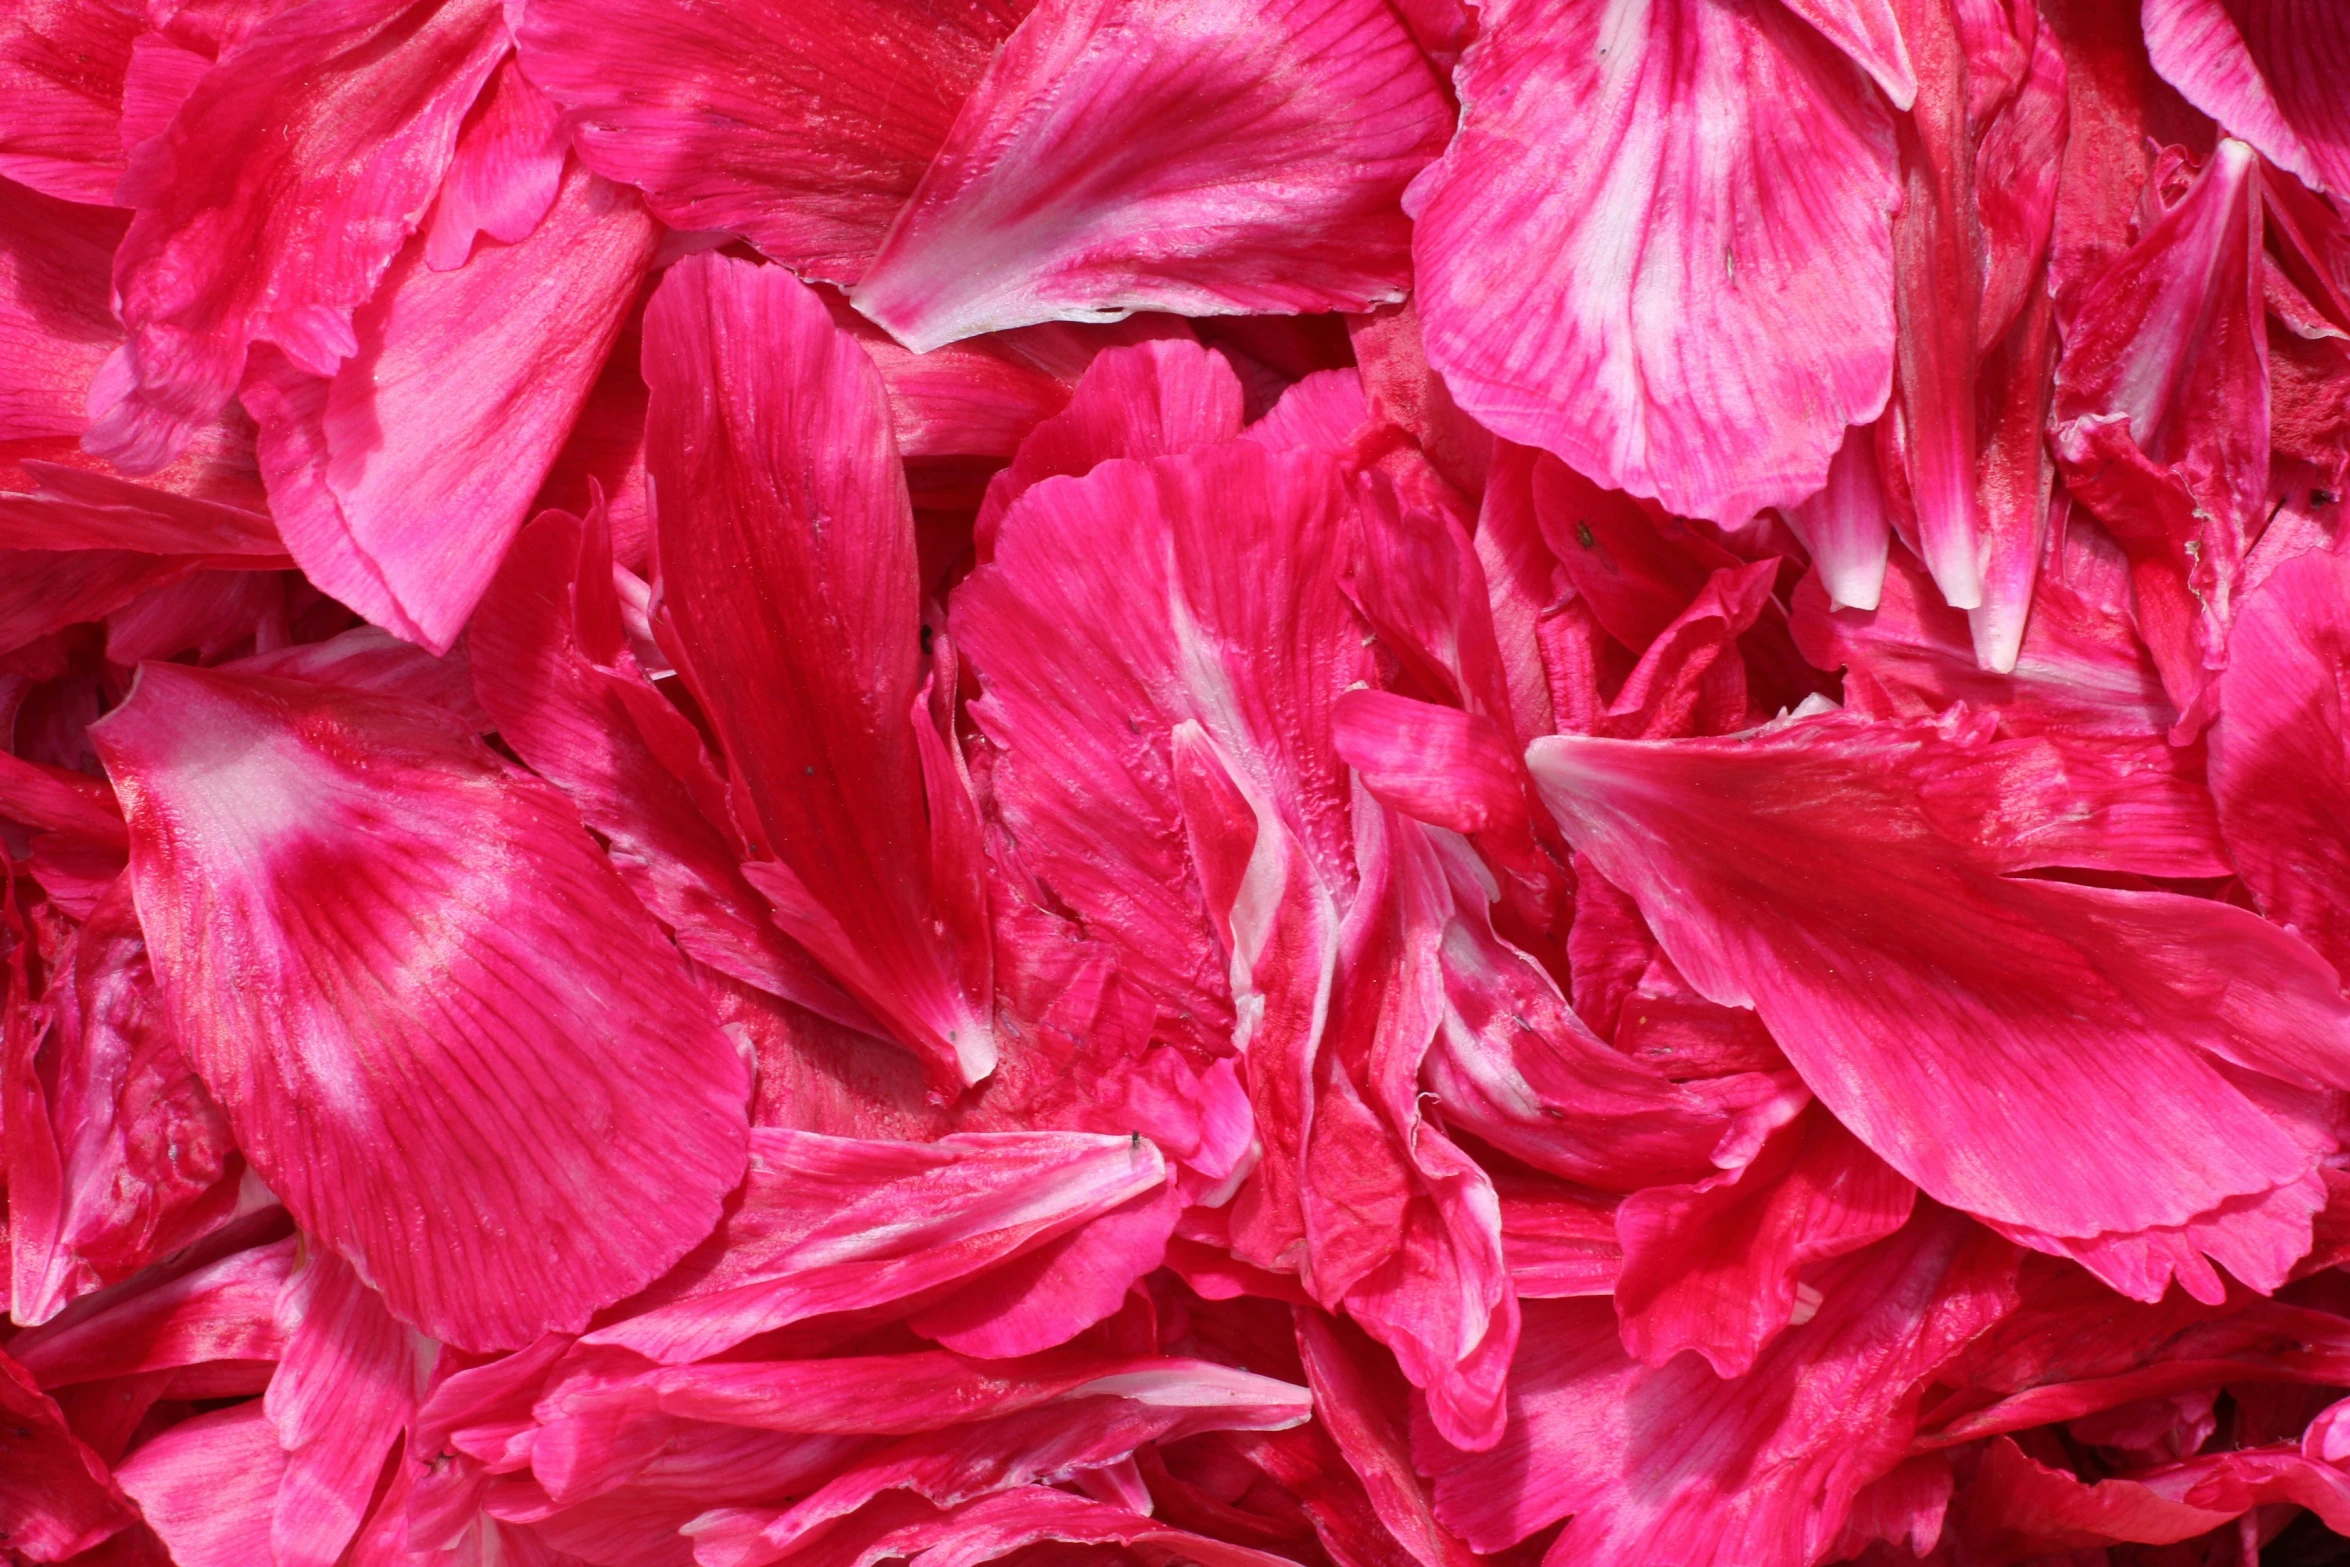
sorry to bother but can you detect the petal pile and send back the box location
[4,0,2350,1563]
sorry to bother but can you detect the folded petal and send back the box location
[1409,0,1898,523]
[850,0,1450,349]
[0,179,125,441]
[1332,691,1524,837]
[86,0,507,471]
[646,252,993,1090]
[585,1128,1168,1364]
[514,0,1028,281]
[0,1344,139,1560]
[1526,710,2350,1300]
[1418,1206,2014,1567]
[90,663,751,1350]
[2144,0,2350,197]
[245,160,658,652]
[422,55,565,271]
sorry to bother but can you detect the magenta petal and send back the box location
[0,0,138,204]
[2144,0,2350,197]
[90,664,750,1350]
[850,0,1450,349]
[515,0,1028,281]
[1333,691,1524,837]
[422,55,566,272]
[1526,711,2350,1299]
[114,1402,283,1567]
[1781,424,1895,613]
[646,252,995,1090]
[0,1344,139,1559]
[1409,0,1898,523]
[85,0,508,472]
[246,161,658,653]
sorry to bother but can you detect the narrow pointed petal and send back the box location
[1779,0,1917,105]
[2144,0,2350,196]
[90,664,751,1350]
[647,253,993,1089]
[267,1251,434,1567]
[1419,1208,2015,1567]
[850,0,1450,350]
[1526,711,2350,1299]
[7,1232,295,1387]
[245,161,658,652]
[2211,547,2350,980]
[1782,424,1895,612]
[1409,0,1899,523]
[85,0,508,472]
[515,0,1029,281]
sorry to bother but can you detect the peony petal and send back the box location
[245,160,658,653]
[8,1230,294,1387]
[1409,0,1898,523]
[850,0,1450,350]
[1612,1100,1915,1377]
[86,0,508,472]
[0,0,138,205]
[2210,547,2350,981]
[1527,711,2350,1299]
[1294,1311,1481,1567]
[90,663,751,1350]
[113,1402,283,1567]
[0,178,125,442]
[0,1343,139,1559]
[1418,1206,2014,1566]
[1332,691,1525,838]
[2144,0,2350,197]
[646,252,994,1090]
[514,0,1029,282]
[585,1128,1169,1365]
[422,55,565,272]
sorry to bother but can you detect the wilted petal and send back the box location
[90,664,751,1350]
[1527,711,2350,1300]
[1409,0,1898,523]
[646,252,994,1090]
[851,0,1450,350]
[86,0,508,472]
[515,0,1028,281]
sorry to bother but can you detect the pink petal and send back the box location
[2050,137,2269,726]
[972,338,1246,554]
[470,504,871,1028]
[514,0,1029,282]
[1332,691,1524,837]
[114,1402,283,1567]
[585,1128,1169,1365]
[0,0,138,205]
[1781,424,1895,613]
[907,1180,1182,1358]
[2144,0,2350,197]
[422,55,565,272]
[1294,1311,1480,1567]
[1612,1100,1916,1377]
[1950,1435,2236,1553]
[245,160,658,653]
[267,1251,433,1567]
[645,252,994,1090]
[0,180,124,441]
[2210,547,2350,980]
[1418,1207,2015,1566]
[855,1486,1305,1567]
[1409,0,1898,524]
[84,0,508,472]
[0,1344,139,1559]
[1526,711,2350,1300]
[7,1230,295,1388]
[225,625,488,729]
[89,663,751,1350]
[850,0,1450,350]
[1780,0,1916,105]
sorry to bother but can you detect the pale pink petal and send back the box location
[2211,547,2350,980]
[423,55,565,271]
[2144,0,2350,197]
[1612,1100,1915,1377]
[85,0,507,472]
[1409,0,1898,523]
[1418,1208,2015,1567]
[0,1344,140,1559]
[514,0,1028,282]
[850,0,1450,350]
[89,664,751,1350]
[114,1402,283,1567]
[1781,424,1894,613]
[267,1251,434,1567]
[1526,711,2350,1299]
[245,161,657,653]
[585,1128,1169,1365]
[646,253,994,1090]
[470,504,872,1027]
